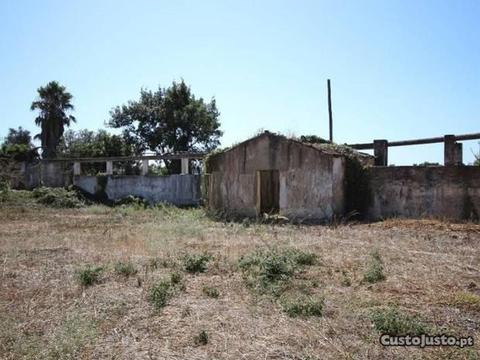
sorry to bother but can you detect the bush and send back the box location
[148,273,185,310]
[363,250,385,284]
[239,248,317,295]
[148,280,174,310]
[170,272,182,285]
[76,266,103,287]
[32,187,84,208]
[202,286,219,298]
[281,296,324,317]
[193,330,209,346]
[114,261,137,277]
[183,254,211,274]
[0,180,10,202]
[370,307,429,336]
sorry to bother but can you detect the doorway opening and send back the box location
[256,170,279,215]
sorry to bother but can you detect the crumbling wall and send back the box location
[207,133,345,220]
[74,175,201,206]
[367,166,480,221]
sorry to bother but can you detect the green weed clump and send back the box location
[193,330,209,346]
[281,296,324,318]
[363,249,386,284]
[114,261,137,277]
[370,307,429,336]
[202,286,220,298]
[239,248,317,296]
[148,272,185,310]
[183,254,211,274]
[32,186,84,208]
[76,266,103,287]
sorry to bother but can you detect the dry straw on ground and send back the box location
[0,197,479,359]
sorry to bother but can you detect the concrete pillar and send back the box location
[444,135,457,166]
[106,161,113,175]
[455,143,463,165]
[142,159,149,175]
[181,158,189,175]
[73,162,81,176]
[373,140,388,166]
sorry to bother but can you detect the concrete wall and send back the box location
[74,174,201,206]
[367,166,480,221]
[17,161,71,189]
[207,133,345,221]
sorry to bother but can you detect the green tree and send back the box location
[108,80,222,173]
[4,126,32,147]
[0,127,38,161]
[31,81,75,159]
[58,129,137,174]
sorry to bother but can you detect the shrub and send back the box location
[148,280,173,309]
[32,187,83,208]
[183,254,211,274]
[114,261,137,277]
[202,286,219,298]
[370,307,429,336]
[114,195,148,208]
[170,272,182,285]
[76,266,103,287]
[194,330,209,346]
[0,180,9,202]
[148,273,185,310]
[363,250,385,284]
[281,296,324,317]
[239,248,317,295]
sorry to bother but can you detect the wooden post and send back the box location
[181,158,189,175]
[106,161,113,175]
[142,159,149,175]
[327,79,333,142]
[73,162,81,176]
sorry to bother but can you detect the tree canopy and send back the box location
[0,127,38,161]
[59,129,135,158]
[31,81,75,159]
[108,80,222,173]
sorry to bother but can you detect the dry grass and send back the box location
[0,195,479,359]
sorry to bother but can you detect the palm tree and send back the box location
[31,81,75,158]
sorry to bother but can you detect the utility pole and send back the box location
[327,79,333,142]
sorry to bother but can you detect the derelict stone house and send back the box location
[205,131,371,221]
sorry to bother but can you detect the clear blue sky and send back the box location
[0,0,478,164]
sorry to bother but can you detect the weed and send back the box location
[32,186,84,208]
[170,272,183,285]
[76,266,103,287]
[363,249,385,284]
[183,254,211,274]
[114,261,137,277]
[451,291,480,311]
[202,286,220,298]
[148,273,185,310]
[281,296,324,317]
[370,307,429,336]
[341,270,352,287]
[194,330,209,346]
[239,248,317,295]
[148,280,173,310]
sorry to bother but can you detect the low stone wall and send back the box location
[367,166,480,221]
[74,174,201,206]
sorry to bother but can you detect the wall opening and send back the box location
[256,170,279,215]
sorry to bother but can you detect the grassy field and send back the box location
[0,191,479,359]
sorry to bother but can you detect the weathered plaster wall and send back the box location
[19,161,71,189]
[367,166,480,221]
[74,175,201,206]
[207,134,345,220]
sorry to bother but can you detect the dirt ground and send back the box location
[0,199,479,359]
